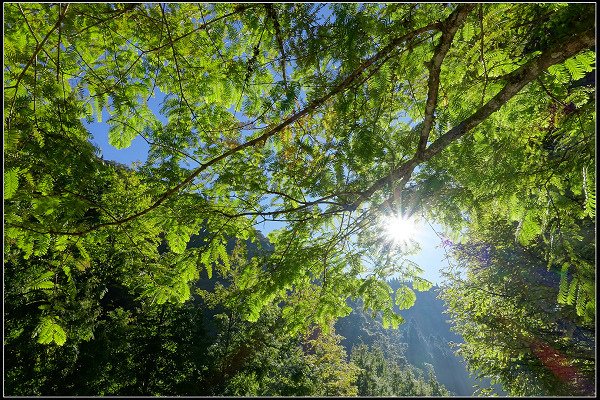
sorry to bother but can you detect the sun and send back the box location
[382,214,420,246]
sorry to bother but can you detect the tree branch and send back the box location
[478,4,489,107]
[424,28,594,159]
[7,4,69,126]
[161,4,198,121]
[36,20,443,236]
[265,4,288,88]
[417,4,474,156]
[353,28,595,210]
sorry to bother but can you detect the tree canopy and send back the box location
[3,3,596,396]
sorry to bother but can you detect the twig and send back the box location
[8,4,69,126]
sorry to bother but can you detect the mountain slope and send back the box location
[335,280,500,396]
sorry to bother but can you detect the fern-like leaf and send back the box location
[25,271,55,292]
[566,277,578,306]
[557,263,569,305]
[582,166,595,218]
[564,57,586,80]
[395,285,417,310]
[33,316,67,346]
[4,169,19,199]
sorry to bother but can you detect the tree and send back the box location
[351,341,450,396]
[5,237,362,396]
[439,218,595,396]
[4,3,595,395]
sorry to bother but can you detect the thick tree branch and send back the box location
[424,28,594,159]
[352,28,595,210]
[417,4,474,156]
[17,19,593,238]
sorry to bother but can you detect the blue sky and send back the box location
[408,218,452,285]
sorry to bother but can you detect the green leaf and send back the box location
[156,287,169,305]
[166,230,189,254]
[33,234,51,256]
[564,57,585,80]
[35,281,55,289]
[178,260,198,281]
[582,166,595,218]
[461,22,475,42]
[93,94,102,123]
[108,121,137,149]
[4,169,19,199]
[55,236,70,252]
[382,309,405,329]
[216,242,230,270]
[573,51,595,72]
[33,317,67,346]
[25,271,55,292]
[200,250,213,279]
[412,276,433,292]
[517,213,540,246]
[558,264,570,305]
[566,277,578,306]
[395,286,416,310]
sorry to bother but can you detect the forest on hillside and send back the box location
[4,3,596,396]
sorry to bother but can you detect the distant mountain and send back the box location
[335,280,502,396]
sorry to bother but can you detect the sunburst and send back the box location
[382,214,420,246]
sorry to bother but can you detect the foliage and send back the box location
[351,341,450,396]
[3,3,595,396]
[439,219,595,396]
